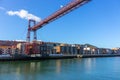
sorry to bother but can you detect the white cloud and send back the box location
[0,7,5,10]
[7,9,41,22]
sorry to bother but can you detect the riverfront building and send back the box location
[0,40,119,55]
[0,40,25,54]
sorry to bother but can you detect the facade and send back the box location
[112,48,120,54]
[82,44,98,54]
[39,42,56,54]
[0,40,119,55]
[55,44,78,55]
[0,45,12,54]
[0,40,25,55]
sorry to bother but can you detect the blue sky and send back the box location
[0,0,120,48]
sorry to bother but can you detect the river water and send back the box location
[0,57,120,80]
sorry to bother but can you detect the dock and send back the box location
[0,54,120,61]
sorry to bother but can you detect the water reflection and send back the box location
[84,58,96,73]
[56,60,61,74]
[0,58,120,80]
[0,59,78,73]
[0,60,68,80]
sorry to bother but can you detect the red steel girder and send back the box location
[31,0,91,31]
